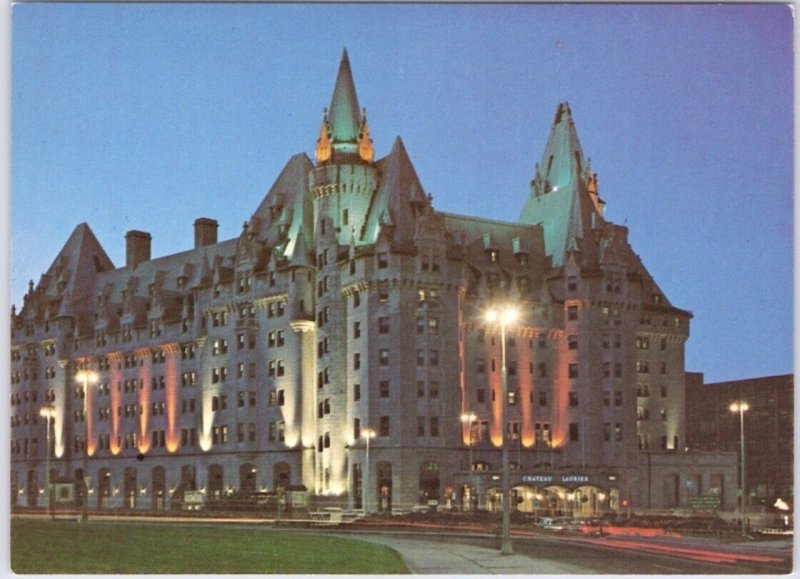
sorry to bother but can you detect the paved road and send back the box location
[343,529,793,575]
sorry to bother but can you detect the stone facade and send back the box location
[10,50,733,514]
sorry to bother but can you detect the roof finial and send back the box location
[358,108,374,162]
[315,107,332,164]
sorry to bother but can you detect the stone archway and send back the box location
[273,462,290,492]
[239,463,256,495]
[26,469,38,507]
[98,468,111,509]
[124,467,137,509]
[152,466,165,510]
[208,464,224,501]
[418,461,440,504]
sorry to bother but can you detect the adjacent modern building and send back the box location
[11,50,736,516]
[686,373,793,510]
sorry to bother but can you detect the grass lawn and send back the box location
[11,518,409,574]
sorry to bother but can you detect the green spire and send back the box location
[519,103,602,267]
[328,49,361,145]
[536,102,587,194]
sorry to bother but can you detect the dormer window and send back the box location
[488,249,499,263]
[177,277,186,290]
[516,252,529,266]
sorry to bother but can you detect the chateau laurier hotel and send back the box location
[11,51,736,516]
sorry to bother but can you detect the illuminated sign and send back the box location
[521,473,608,485]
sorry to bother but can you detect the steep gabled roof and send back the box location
[519,103,603,267]
[47,223,114,315]
[252,153,314,247]
[363,137,427,245]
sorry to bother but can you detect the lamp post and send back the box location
[39,405,56,520]
[486,305,518,555]
[460,412,476,510]
[729,401,750,537]
[76,370,98,521]
[361,428,376,514]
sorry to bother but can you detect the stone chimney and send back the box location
[194,218,218,249]
[125,230,151,269]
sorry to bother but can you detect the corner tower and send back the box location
[311,49,379,247]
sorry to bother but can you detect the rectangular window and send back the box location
[417,417,425,436]
[353,353,361,370]
[614,391,623,407]
[417,381,425,398]
[379,349,390,366]
[429,381,439,398]
[567,276,577,292]
[430,417,439,437]
[353,383,361,401]
[379,416,390,437]
[429,350,439,366]
[568,392,578,407]
[568,335,578,350]
[353,321,361,339]
[377,252,388,269]
[416,350,425,367]
[428,318,439,335]
[378,317,390,334]
[568,363,578,378]
[567,305,578,321]
[538,391,547,406]
[353,418,360,440]
[379,380,390,398]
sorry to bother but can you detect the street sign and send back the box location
[688,495,720,510]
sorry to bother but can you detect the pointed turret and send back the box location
[315,108,332,164]
[533,102,587,196]
[315,49,374,166]
[519,103,604,267]
[357,108,374,163]
[329,49,361,142]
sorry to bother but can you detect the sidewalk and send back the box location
[353,535,589,574]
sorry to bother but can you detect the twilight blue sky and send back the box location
[10,3,794,382]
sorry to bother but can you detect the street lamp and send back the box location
[76,370,98,521]
[729,401,750,537]
[485,305,518,555]
[361,428,376,514]
[460,412,477,511]
[39,405,56,520]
